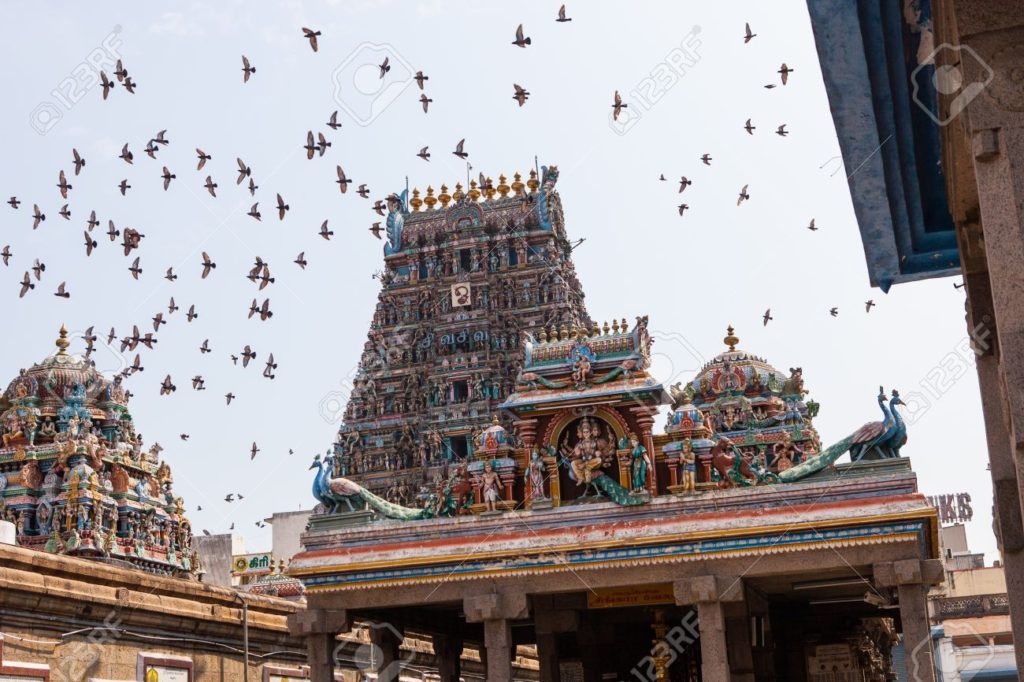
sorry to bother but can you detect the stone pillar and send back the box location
[433,632,463,682]
[536,632,560,682]
[535,606,578,682]
[369,624,404,682]
[674,576,745,682]
[464,591,530,682]
[287,609,351,682]
[951,3,1024,671]
[874,560,944,682]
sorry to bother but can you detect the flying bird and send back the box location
[556,4,572,21]
[168,297,179,314]
[241,345,256,367]
[369,222,384,239]
[700,153,712,165]
[86,210,99,231]
[335,166,351,193]
[161,166,176,190]
[677,204,689,216]
[196,148,211,170]
[129,257,142,280]
[276,193,290,220]
[59,204,71,220]
[357,184,370,199]
[778,63,794,85]
[420,94,432,113]
[32,259,45,280]
[200,339,211,354]
[242,55,255,82]
[611,90,627,120]
[302,27,321,51]
[204,176,218,197]
[865,300,876,312]
[512,23,531,47]
[807,219,818,231]
[417,146,430,161]
[152,312,166,331]
[762,308,773,326]
[744,118,755,135]
[414,71,428,89]
[119,143,134,164]
[317,132,331,156]
[19,272,34,297]
[6,197,19,209]
[54,282,69,299]
[737,184,750,205]
[83,231,97,256]
[118,179,131,196]
[678,177,691,193]
[152,129,170,146]
[776,124,788,137]
[744,22,756,43]
[512,84,530,107]
[304,131,317,160]
[57,170,72,199]
[191,375,206,391]
[829,307,839,317]
[248,203,261,221]
[160,375,176,395]
[187,304,198,322]
[225,392,235,405]
[378,57,390,78]
[100,71,115,99]
[1,245,11,266]
[263,354,277,379]
[294,252,307,269]
[326,110,341,129]
[373,199,387,215]
[319,220,334,240]
[165,267,177,281]
[452,139,468,159]
[72,148,85,175]
[237,158,252,184]
[201,252,216,278]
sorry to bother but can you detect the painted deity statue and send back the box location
[526,448,547,503]
[679,438,697,493]
[478,461,501,512]
[628,433,651,493]
[561,418,612,495]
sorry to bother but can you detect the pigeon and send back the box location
[247,178,258,196]
[779,63,794,85]
[249,298,273,321]
[6,196,19,209]
[161,166,176,190]
[700,154,712,166]
[59,204,71,220]
[72,148,85,175]
[302,27,321,52]
[276,193,290,220]
[512,84,530,106]
[83,231,97,256]
[294,252,307,269]
[129,257,142,280]
[452,139,468,159]
[152,312,166,331]
[225,392,235,405]
[237,158,252,184]
[191,375,206,391]
[57,170,72,199]
[32,259,46,280]
[369,222,384,239]
[335,166,351,193]
[160,375,176,395]
[32,205,45,228]
[258,264,274,290]
[865,300,876,312]
[100,71,115,99]
[187,304,198,322]
[114,59,128,82]
[241,345,256,367]
[224,493,234,503]
[304,131,317,160]
[417,146,430,161]
[248,203,261,221]
[378,56,390,78]
[200,339,211,354]
[204,176,218,197]
[373,199,387,215]
[317,132,331,156]
[122,228,144,255]
[420,94,432,113]
[829,307,839,317]
[201,252,216,278]
[1,245,10,266]
[611,90,627,120]
[744,118,755,135]
[678,177,691,193]
[180,434,189,441]
[326,110,341,130]
[414,71,428,89]
[119,179,131,196]
[263,354,277,379]
[763,308,773,326]
[54,282,69,298]
[107,328,116,344]
[557,4,572,22]
[677,204,689,216]
[251,442,260,460]
[512,23,531,47]
[357,184,370,198]
[86,210,99,231]
[807,219,818,231]
[165,267,177,282]
[776,124,788,137]
[196,148,211,170]
[119,144,134,164]
[18,272,34,298]
[744,22,756,43]
[319,220,334,240]
[242,55,255,82]
[123,77,137,94]
[152,130,170,146]
[168,297,179,314]
[144,141,159,159]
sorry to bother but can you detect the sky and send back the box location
[0,1,996,562]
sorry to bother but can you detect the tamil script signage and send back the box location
[926,492,974,524]
[587,583,675,609]
[232,552,274,576]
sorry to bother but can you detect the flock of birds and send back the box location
[3,7,940,533]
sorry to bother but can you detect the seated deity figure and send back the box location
[561,418,612,496]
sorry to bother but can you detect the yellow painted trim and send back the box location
[292,507,937,577]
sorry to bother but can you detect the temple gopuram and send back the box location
[288,165,944,682]
[0,326,198,577]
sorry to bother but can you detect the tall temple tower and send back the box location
[331,165,592,501]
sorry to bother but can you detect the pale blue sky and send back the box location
[0,1,993,560]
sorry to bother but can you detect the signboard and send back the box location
[143,667,189,682]
[558,661,584,682]
[232,553,274,576]
[450,283,471,307]
[926,492,973,524]
[137,654,192,682]
[0,676,49,682]
[807,643,856,681]
[587,583,675,609]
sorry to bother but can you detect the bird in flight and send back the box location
[83,231,97,256]
[241,345,257,367]
[452,139,468,159]
[54,282,70,299]
[57,170,72,199]
[196,148,211,170]
[242,55,255,82]
[19,272,34,298]
[319,220,334,240]
[160,375,177,395]
[677,204,689,216]
[86,210,99,231]
[678,177,691,193]
[336,166,351,193]
[302,27,321,52]
[129,257,143,280]
[248,203,262,221]
[378,57,390,78]
[611,90,627,121]
[187,304,198,322]
[744,22,756,43]
[201,252,216,278]
[326,110,341,129]
[829,307,839,317]
[294,252,307,269]
[744,118,755,135]
[776,124,789,137]
[369,222,384,239]
[737,184,750,206]
[807,218,818,231]
[700,153,712,166]
[33,205,46,228]
[1,245,11,266]
[120,143,134,164]
[420,94,432,113]
[204,176,218,197]
[237,158,252,184]
[865,300,876,312]
[276,193,290,220]
[72,148,85,175]
[778,63,794,85]
[225,392,235,405]
[762,308,773,326]
[263,354,277,379]
[557,4,572,22]
[512,23,531,47]
[161,166,176,190]
[100,71,115,99]
[513,84,530,107]
[414,71,429,89]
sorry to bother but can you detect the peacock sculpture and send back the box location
[848,387,898,462]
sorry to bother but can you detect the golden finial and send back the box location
[539,328,548,343]
[56,324,70,355]
[497,174,510,198]
[468,179,481,202]
[723,325,739,351]
[424,185,437,210]
[591,321,600,337]
[612,319,620,334]
[527,169,539,193]
[559,323,567,341]
[603,321,610,336]
[511,172,525,197]
[453,182,464,202]
[438,184,452,208]
[621,318,629,333]
[484,177,496,201]
[409,187,423,212]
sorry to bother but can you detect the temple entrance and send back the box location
[552,415,620,504]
